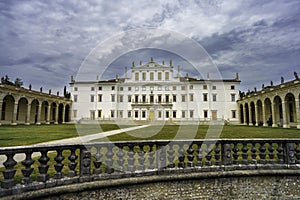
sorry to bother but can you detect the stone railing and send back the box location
[1,139,300,198]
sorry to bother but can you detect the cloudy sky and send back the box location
[1,0,299,93]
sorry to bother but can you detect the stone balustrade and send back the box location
[1,139,300,198]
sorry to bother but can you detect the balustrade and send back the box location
[1,139,300,197]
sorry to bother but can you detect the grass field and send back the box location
[0,124,299,147]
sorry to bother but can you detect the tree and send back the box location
[14,78,23,87]
[1,75,23,87]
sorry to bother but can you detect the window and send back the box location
[142,95,146,103]
[231,94,236,102]
[173,86,176,90]
[73,110,77,118]
[128,111,131,118]
[74,87,78,91]
[142,72,146,80]
[135,111,139,118]
[91,87,95,91]
[203,85,207,90]
[182,95,186,102]
[189,85,193,90]
[203,93,208,102]
[135,95,139,103]
[204,110,208,118]
[111,94,115,102]
[150,72,154,81]
[98,86,102,90]
[119,95,123,102]
[212,85,216,90]
[181,85,186,90]
[158,95,162,103]
[111,110,115,118]
[74,95,78,102]
[165,72,169,80]
[182,111,186,118]
[190,94,194,102]
[135,72,139,81]
[212,94,217,102]
[112,86,115,90]
[98,110,102,118]
[173,95,176,102]
[128,95,132,102]
[165,95,169,103]
[98,94,102,102]
[231,85,235,90]
[158,72,162,80]
[173,111,176,118]
[165,111,169,118]
[119,111,123,118]
[158,111,162,118]
[90,111,95,120]
[190,110,194,118]
[90,95,94,102]
[120,87,123,91]
[128,87,131,91]
[142,111,146,118]
[150,95,154,103]
[232,110,236,118]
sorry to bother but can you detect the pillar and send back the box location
[282,101,289,128]
[0,101,3,126]
[36,104,42,125]
[55,105,59,124]
[249,105,253,126]
[46,105,51,124]
[243,104,247,125]
[62,105,65,124]
[255,102,259,126]
[295,98,300,129]
[11,103,18,125]
[25,103,31,125]
[271,101,277,127]
[262,103,267,126]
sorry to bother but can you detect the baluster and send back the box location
[178,143,185,168]
[214,143,220,166]
[138,145,146,171]
[21,151,35,184]
[127,144,135,172]
[38,150,50,182]
[80,150,91,176]
[68,148,78,177]
[187,145,195,167]
[232,143,239,165]
[205,144,212,166]
[2,153,17,189]
[196,143,203,167]
[105,145,114,174]
[277,143,284,164]
[251,143,257,164]
[148,144,155,170]
[258,143,266,164]
[268,143,275,164]
[93,146,102,174]
[167,144,175,168]
[116,145,125,172]
[241,142,248,165]
[295,143,300,164]
[54,149,65,179]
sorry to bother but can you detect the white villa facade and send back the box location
[70,59,240,124]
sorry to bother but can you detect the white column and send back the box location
[249,105,253,126]
[62,105,66,124]
[295,98,300,129]
[55,105,59,124]
[282,101,289,128]
[255,102,259,126]
[11,103,18,125]
[46,105,51,124]
[25,103,31,125]
[36,104,42,125]
[271,101,277,127]
[262,103,267,126]
[243,104,247,125]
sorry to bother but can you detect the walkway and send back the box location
[0,125,150,167]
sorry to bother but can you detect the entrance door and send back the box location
[149,111,155,121]
[212,111,217,120]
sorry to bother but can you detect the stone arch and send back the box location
[239,104,244,124]
[30,99,39,124]
[250,101,255,125]
[256,100,263,126]
[17,97,28,124]
[65,104,70,122]
[50,102,58,123]
[244,103,249,125]
[273,96,283,127]
[58,103,64,124]
[285,93,296,125]
[1,95,15,123]
[264,98,272,126]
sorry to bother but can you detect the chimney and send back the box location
[235,72,239,80]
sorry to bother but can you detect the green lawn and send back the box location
[0,124,127,147]
[97,125,300,142]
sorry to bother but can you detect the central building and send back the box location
[70,58,240,124]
